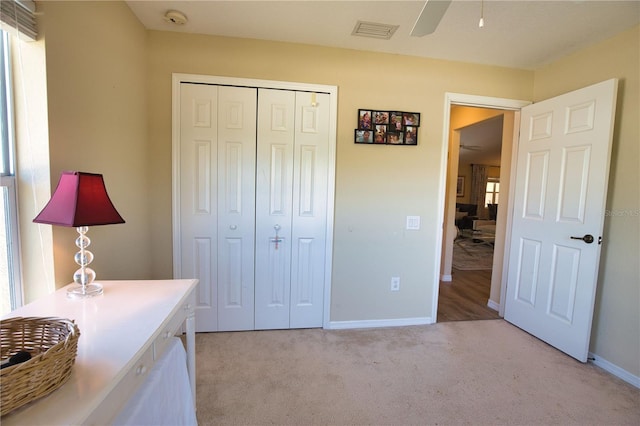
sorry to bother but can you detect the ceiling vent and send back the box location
[351,21,399,40]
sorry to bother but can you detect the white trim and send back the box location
[171,73,337,94]
[440,274,452,282]
[588,352,640,389]
[487,299,500,312]
[322,86,338,330]
[0,175,23,310]
[171,74,182,279]
[171,73,338,329]
[443,93,530,111]
[0,32,23,311]
[327,317,433,330]
[434,93,531,323]
[499,110,523,317]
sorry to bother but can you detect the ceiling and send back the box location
[458,113,504,166]
[126,0,640,70]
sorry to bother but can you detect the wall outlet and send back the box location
[391,276,400,292]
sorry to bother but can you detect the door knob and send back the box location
[570,234,594,244]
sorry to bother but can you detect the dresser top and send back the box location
[1,279,198,425]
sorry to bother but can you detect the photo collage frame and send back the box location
[355,109,420,145]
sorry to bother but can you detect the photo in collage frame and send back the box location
[355,109,420,145]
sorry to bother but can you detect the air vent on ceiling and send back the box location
[352,21,399,40]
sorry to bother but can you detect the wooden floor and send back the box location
[437,268,501,322]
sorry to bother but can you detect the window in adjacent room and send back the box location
[0,29,23,315]
[484,177,499,207]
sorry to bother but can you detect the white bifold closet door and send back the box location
[179,83,329,332]
[255,88,329,330]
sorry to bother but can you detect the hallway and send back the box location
[437,269,500,322]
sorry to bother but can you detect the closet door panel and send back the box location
[255,88,295,330]
[217,86,257,331]
[290,92,330,328]
[180,83,219,332]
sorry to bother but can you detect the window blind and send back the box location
[0,0,37,41]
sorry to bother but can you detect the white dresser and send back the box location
[1,279,198,425]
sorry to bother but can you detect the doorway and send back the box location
[436,82,617,362]
[435,93,530,323]
[438,108,505,322]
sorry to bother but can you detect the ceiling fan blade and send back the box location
[460,144,483,150]
[411,0,452,37]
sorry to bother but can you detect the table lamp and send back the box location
[33,171,125,298]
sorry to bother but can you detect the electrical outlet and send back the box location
[391,276,400,292]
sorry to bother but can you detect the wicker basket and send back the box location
[0,317,80,416]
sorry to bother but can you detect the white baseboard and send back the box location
[327,317,433,330]
[588,352,640,389]
[440,274,452,282]
[487,299,500,312]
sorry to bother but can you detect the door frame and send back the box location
[434,93,530,319]
[171,73,338,329]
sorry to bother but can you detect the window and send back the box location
[485,177,499,207]
[0,30,22,315]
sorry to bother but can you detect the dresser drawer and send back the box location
[153,300,191,360]
[85,344,155,425]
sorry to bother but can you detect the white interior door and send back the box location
[179,83,219,331]
[504,79,618,362]
[179,83,257,332]
[178,81,330,332]
[216,86,257,331]
[289,91,330,328]
[254,89,329,329]
[255,88,295,329]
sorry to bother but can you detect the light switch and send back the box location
[406,216,420,230]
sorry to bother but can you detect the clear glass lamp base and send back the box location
[67,283,104,299]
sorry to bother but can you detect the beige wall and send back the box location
[40,1,150,287]
[145,30,533,322]
[534,25,640,376]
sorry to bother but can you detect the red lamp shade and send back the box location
[33,171,125,227]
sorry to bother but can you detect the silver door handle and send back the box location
[570,234,594,244]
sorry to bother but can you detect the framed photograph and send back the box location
[404,126,418,145]
[390,112,404,131]
[403,112,420,126]
[456,176,465,197]
[358,109,372,129]
[373,110,389,125]
[374,124,387,144]
[354,129,374,144]
[387,131,403,145]
[355,108,421,146]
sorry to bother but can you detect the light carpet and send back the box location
[194,320,639,425]
[452,239,494,271]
